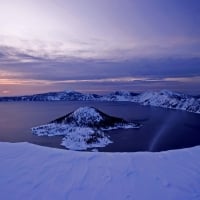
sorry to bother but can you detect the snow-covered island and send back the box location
[1,89,200,114]
[32,106,140,150]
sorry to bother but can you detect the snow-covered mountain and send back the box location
[32,106,140,150]
[0,90,101,101]
[102,91,138,101]
[0,90,200,114]
[105,90,200,114]
[51,106,138,128]
[134,90,200,114]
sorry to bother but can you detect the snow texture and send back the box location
[72,107,103,124]
[105,90,200,114]
[134,90,200,114]
[0,142,200,200]
[32,107,139,150]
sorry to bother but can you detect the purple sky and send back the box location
[0,0,200,95]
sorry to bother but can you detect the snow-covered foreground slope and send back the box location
[0,142,200,200]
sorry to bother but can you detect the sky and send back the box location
[0,0,200,95]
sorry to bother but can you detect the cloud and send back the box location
[1,69,200,96]
[1,46,200,82]
[1,33,200,64]
[0,37,200,95]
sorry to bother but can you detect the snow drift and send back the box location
[0,142,200,200]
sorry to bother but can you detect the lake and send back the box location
[0,101,200,152]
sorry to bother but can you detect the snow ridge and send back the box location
[0,90,200,114]
[135,90,200,114]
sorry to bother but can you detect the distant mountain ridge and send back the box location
[0,91,101,101]
[0,90,199,114]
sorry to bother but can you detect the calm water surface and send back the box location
[0,101,200,152]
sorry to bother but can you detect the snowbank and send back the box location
[0,142,200,200]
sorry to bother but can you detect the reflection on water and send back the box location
[0,101,200,152]
[148,112,180,151]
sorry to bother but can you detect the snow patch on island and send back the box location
[70,107,103,125]
[32,106,140,150]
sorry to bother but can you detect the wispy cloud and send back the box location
[1,34,200,65]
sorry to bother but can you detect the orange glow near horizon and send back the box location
[1,75,200,96]
[0,78,52,85]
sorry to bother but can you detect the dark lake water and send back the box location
[0,101,200,152]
